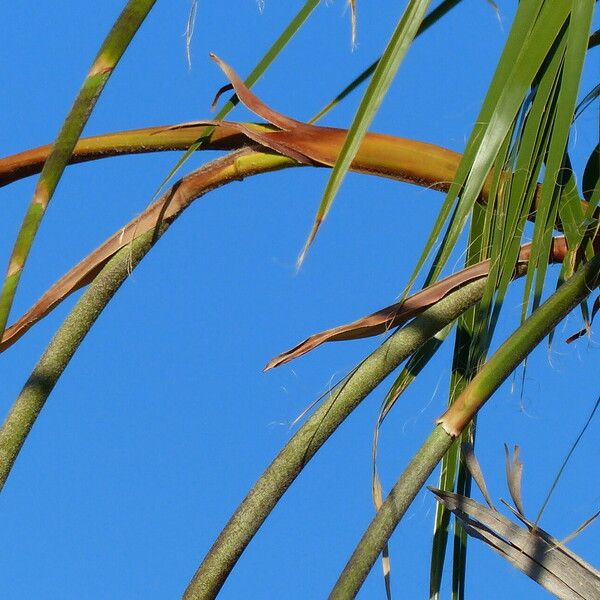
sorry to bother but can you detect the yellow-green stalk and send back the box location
[0,0,156,337]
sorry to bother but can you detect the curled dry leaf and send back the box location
[265,238,570,370]
[504,444,525,516]
[0,54,464,191]
[0,149,262,353]
[166,54,464,190]
[429,443,600,599]
[0,56,593,354]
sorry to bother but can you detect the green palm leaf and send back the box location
[428,3,595,597]
[522,0,595,317]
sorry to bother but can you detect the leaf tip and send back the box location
[296,220,322,271]
[348,0,357,48]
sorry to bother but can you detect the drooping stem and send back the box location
[182,277,487,600]
[329,251,600,599]
[0,228,161,492]
[331,427,453,600]
[0,149,294,491]
[0,0,156,338]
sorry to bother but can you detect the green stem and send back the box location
[330,252,600,599]
[0,227,161,492]
[0,149,294,492]
[441,255,600,434]
[0,0,156,337]
[331,426,454,600]
[182,277,487,600]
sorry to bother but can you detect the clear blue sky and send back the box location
[1,2,598,598]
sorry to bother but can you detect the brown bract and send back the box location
[0,56,591,356]
[164,54,463,192]
[265,238,570,370]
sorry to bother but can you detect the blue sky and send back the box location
[1,2,598,598]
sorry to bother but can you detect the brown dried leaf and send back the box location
[166,55,465,189]
[0,149,258,353]
[431,488,600,600]
[0,56,586,354]
[265,238,570,370]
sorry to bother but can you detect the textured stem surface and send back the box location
[329,253,600,599]
[330,426,453,600]
[0,149,294,491]
[183,278,487,600]
[0,228,160,492]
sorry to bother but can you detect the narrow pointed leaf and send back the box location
[298,0,433,266]
[460,443,495,509]
[404,0,570,302]
[504,444,525,516]
[0,0,157,338]
[523,0,594,317]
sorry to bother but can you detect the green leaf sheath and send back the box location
[0,0,156,336]
[0,227,161,493]
[330,252,600,600]
[183,277,487,600]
